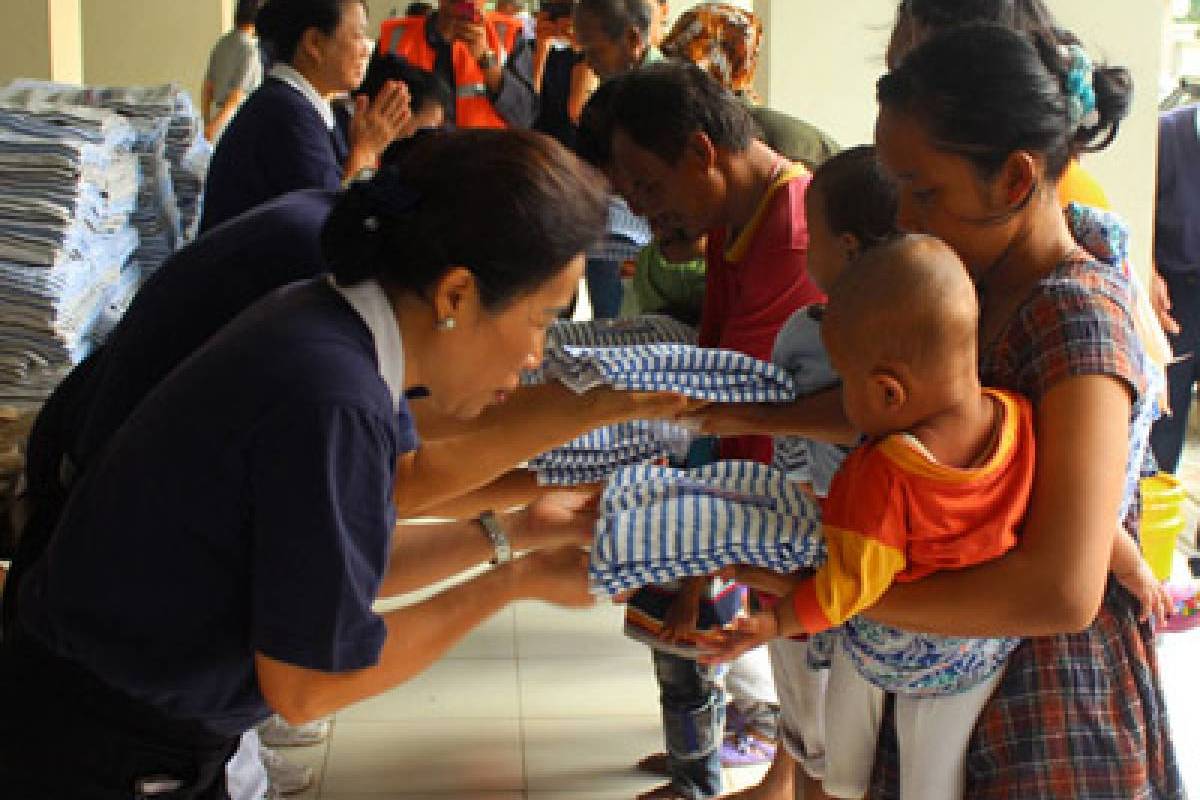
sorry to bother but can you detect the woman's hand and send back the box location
[510,487,602,551]
[511,546,597,609]
[578,387,706,426]
[1151,270,1181,337]
[717,564,803,597]
[347,80,411,170]
[1112,558,1173,624]
[696,611,779,666]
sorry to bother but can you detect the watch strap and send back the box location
[478,510,512,565]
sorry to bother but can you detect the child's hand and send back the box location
[659,581,703,644]
[716,564,805,597]
[696,610,779,665]
[1113,559,1172,623]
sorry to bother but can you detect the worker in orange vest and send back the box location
[378,0,538,129]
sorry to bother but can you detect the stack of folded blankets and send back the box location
[0,81,210,281]
[0,104,139,402]
[589,460,826,596]
[528,336,800,485]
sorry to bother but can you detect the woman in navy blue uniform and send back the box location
[0,130,616,798]
[200,0,411,233]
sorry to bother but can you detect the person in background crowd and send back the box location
[573,0,660,81]
[200,0,411,233]
[648,0,670,46]
[532,0,597,150]
[202,0,267,142]
[405,1,433,16]
[356,52,454,165]
[662,2,840,172]
[1149,103,1200,474]
[378,0,539,129]
[571,0,660,319]
[580,63,824,800]
[497,0,538,40]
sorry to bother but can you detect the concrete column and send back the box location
[0,0,83,85]
[81,0,231,107]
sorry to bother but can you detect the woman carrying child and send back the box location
[702,21,1184,800]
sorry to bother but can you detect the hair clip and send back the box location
[1059,44,1099,129]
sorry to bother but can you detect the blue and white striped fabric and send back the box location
[541,344,799,402]
[770,304,852,496]
[588,195,652,263]
[545,314,697,350]
[589,460,826,596]
[529,420,693,486]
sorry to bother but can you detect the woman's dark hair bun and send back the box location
[321,130,609,310]
[878,22,1131,180]
[321,169,420,286]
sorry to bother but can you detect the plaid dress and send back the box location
[869,253,1186,799]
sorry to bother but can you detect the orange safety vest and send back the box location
[378,13,522,129]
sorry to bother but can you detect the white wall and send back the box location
[754,0,1168,271]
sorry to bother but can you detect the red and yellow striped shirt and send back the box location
[791,389,1036,633]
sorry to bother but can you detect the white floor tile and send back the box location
[321,718,523,794]
[443,607,517,659]
[1159,630,1200,795]
[514,598,648,659]
[518,656,660,718]
[522,715,664,796]
[337,658,520,721]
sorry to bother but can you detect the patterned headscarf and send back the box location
[661,3,763,96]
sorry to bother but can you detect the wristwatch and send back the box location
[477,50,498,70]
[478,510,512,565]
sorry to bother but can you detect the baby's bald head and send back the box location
[823,234,978,382]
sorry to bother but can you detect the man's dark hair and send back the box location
[405,1,433,15]
[576,0,652,39]
[579,61,756,165]
[358,52,454,117]
[235,0,268,27]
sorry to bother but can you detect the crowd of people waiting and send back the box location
[0,0,1194,799]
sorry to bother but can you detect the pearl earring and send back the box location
[437,317,457,331]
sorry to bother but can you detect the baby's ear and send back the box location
[872,369,907,410]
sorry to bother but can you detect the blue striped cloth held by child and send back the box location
[589,460,826,595]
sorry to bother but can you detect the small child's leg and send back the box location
[652,648,725,798]
[821,644,884,799]
[769,638,828,783]
[894,667,1005,800]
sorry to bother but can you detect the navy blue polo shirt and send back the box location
[200,78,347,233]
[19,278,416,735]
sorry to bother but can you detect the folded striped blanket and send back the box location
[589,460,825,596]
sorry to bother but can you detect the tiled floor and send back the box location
[274,397,1200,798]
[278,593,770,799]
[273,569,1199,799]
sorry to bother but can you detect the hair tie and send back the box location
[1060,44,1099,129]
[354,169,423,221]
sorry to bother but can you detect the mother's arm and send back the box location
[685,385,859,444]
[866,374,1130,637]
